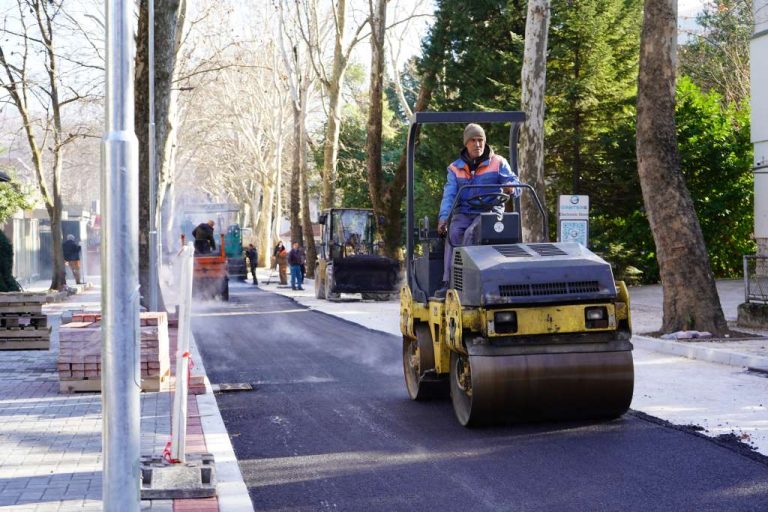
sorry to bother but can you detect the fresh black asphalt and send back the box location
[192,282,768,512]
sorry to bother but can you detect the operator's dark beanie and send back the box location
[463,123,485,146]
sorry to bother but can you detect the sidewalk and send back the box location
[256,271,768,456]
[0,279,252,512]
[629,280,768,372]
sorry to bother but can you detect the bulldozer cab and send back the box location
[318,208,381,261]
[315,208,400,300]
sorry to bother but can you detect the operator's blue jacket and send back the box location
[438,145,521,221]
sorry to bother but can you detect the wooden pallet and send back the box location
[0,315,48,329]
[0,339,50,350]
[0,292,51,350]
[141,369,171,392]
[0,292,50,304]
[59,368,171,394]
[59,378,101,394]
[0,303,44,314]
[0,327,52,338]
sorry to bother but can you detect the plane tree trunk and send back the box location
[519,0,551,243]
[636,0,727,335]
[135,0,184,310]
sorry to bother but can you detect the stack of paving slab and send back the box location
[0,292,52,350]
[57,311,171,393]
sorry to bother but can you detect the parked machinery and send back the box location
[400,111,634,426]
[314,208,400,300]
[182,233,228,301]
[180,203,246,283]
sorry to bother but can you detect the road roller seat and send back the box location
[411,216,446,299]
[463,212,521,246]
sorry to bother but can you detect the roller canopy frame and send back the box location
[405,111,549,300]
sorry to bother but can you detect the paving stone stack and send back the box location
[57,311,171,393]
[0,292,52,350]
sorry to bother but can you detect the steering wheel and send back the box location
[465,192,510,211]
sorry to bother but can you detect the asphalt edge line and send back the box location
[632,334,768,372]
[629,410,768,467]
[189,332,255,512]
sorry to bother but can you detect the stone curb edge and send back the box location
[632,334,768,373]
[189,333,255,512]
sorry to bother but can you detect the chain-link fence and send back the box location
[744,255,768,303]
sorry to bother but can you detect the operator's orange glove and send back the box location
[438,220,448,236]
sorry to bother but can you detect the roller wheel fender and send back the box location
[445,290,463,352]
[403,323,446,401]
[400,285,413,338]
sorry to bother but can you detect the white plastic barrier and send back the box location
[170,242,195,462]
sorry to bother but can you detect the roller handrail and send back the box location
[406,111,553,302]
[444,183,548,241]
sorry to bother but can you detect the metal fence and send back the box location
[744,255,768,303]
[1,217,41,288]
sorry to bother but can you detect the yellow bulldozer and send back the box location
[399,111,634,426]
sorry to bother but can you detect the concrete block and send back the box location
[737,302,768,329]
[140,453,215,500]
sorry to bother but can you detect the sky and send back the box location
[678,0,709,38]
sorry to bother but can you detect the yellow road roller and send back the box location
[400,111,634,426]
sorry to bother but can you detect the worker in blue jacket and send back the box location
[435,123,521,298]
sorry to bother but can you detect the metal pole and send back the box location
[148,0,159,311]
[102,0,141,509]
[744,255,749,304]
[753,0,768,260]
[170,242,195,462]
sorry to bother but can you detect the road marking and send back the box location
[192,309,309,318]
[254,377,336,385]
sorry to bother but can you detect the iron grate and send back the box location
[528,243,568,256]
[499,284,530,297]
[531,282,568,295]
[568,280,601,293]
[453,267,463,291]
[494,246,531,258]
[499,280,601,297]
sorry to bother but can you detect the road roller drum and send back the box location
[450,349,634,426]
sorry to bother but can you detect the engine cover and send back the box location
[451,242,617,307]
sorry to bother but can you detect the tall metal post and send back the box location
[102,0,141,509]
[752,0,768,259]
[148,0,159,311]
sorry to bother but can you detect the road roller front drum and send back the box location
[449,349,634,427]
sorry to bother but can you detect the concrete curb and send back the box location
[632,334,768,372]
[190,333,255,512]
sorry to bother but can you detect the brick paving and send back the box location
[0,286,221,512]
